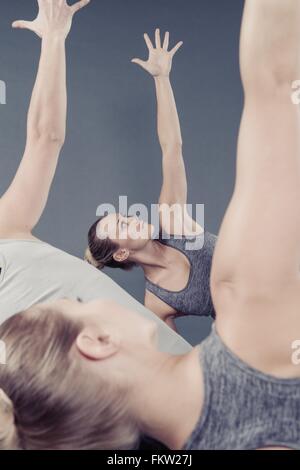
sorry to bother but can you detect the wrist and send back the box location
[42,31,67,43]
[154,74,171,82]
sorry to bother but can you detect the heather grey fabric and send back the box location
[145,232,217,318]
[184,324,300,450]
[0,239,192,355]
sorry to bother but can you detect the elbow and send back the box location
[161,140,183,155]
[242,52,298,98]
[44,131,66,147]
[29,127,66,148]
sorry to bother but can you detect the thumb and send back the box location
[12,20,36,32]
[12,20,30,29]
[131,58,148,70]
[12,20,34,31]
[12,20,42,38]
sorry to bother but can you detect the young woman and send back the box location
[1,0,300,451]
[86,30,217,329]
[0,0,191,356]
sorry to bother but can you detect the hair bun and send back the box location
[0,388,14,418]
[0,388,18,448]
[84,248,104,270]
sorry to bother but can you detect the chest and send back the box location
[148,245,192,293]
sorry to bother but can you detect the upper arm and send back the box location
[158,203,204,238]
[144,290,179,332]
[159,146,187,207]
[158,147,203,237]
[0,137,62,237]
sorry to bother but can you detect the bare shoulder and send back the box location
[0,208,35,241]
[159,204,204,237]
[0,198,36,241]
[0,200,12,238]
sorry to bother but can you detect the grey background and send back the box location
[0,0,244,345]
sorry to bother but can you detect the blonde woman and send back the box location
[1,0,300,450]
[0,0,191,357]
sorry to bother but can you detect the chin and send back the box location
[137,224,153,243]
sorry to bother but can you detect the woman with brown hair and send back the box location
[86,29,217,329]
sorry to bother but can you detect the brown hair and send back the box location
[0,307,140,450]
[85,218,137,271]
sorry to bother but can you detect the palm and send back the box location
[132,29,183,78]
[147,49,172,77]
[28,5,72,38]
[12,0,90,39]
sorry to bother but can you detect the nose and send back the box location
[134,218,143,230]
[120,214,135,224]
[127,216,138,225]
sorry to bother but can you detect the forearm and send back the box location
[134,29,187,204]
[27,34,66,145]
[0,0,89,235]
[154,76,182,152]
[241,0,300,88]
[155,76,187,204]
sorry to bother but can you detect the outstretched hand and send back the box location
[132,28,183,77]
[12,0,91,39]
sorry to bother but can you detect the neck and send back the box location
[130,346,203,449]
[131,241,173,279]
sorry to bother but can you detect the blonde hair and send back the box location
[0,307,140,450]
[84,247,104,269]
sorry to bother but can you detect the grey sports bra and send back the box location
[145,232,217,318]
[184,325,300,450]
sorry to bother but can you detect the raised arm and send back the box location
[211,0,300,373]
[132,30,202,235]
[133,30,185,204]
[0,0,90,238]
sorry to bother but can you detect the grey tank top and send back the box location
[145,232,217,318]
[0,239,191,355]
[184,325,300,450]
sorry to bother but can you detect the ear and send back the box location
[76,327,119,361]
[113,248,130,263]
